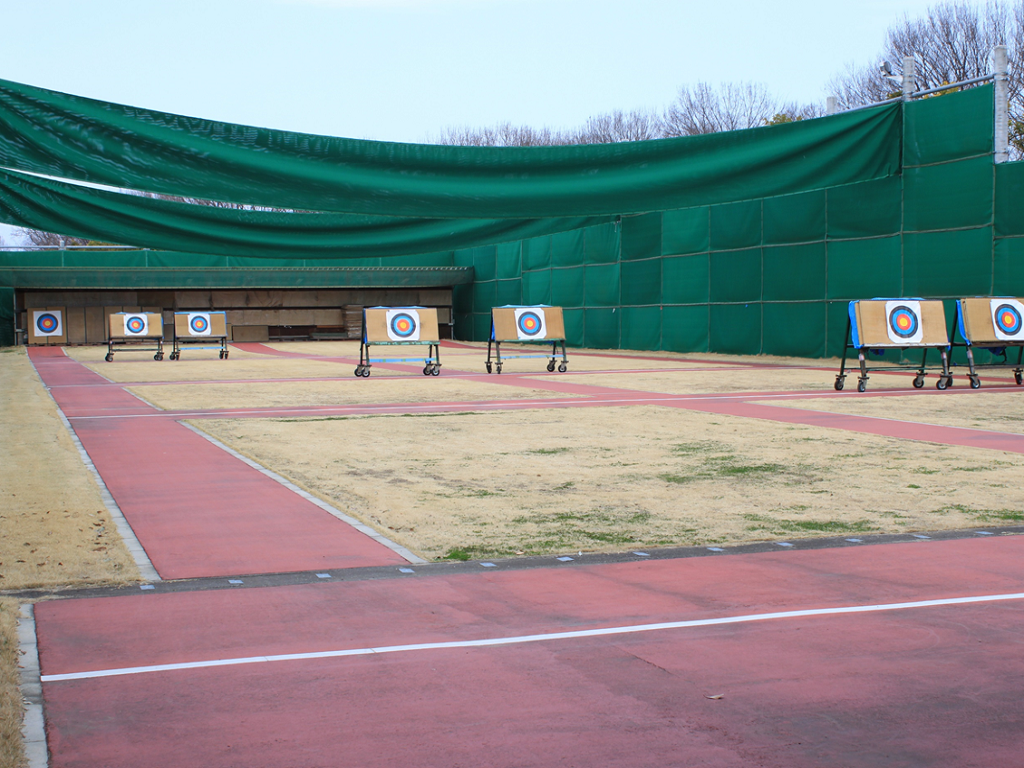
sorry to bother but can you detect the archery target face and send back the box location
[884,300,923,345]
[991,298,1024,341]
[514,307,548,340]
[188,313,212,336]
[123,314,149,337]
[386,309,421,341]
[33,310,62,337]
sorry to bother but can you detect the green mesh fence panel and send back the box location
[903,227,993,296]
[584,308,619,349]
[521,270,551,305]
[827,176,902,239]
[662,254,709,305]
[495,279,522,306]
[763,243,826,301]
[710,303,761,355]
[904,156,993,232]
[710,248,761,303]
[454,313,473,339]
[472,245,497,282]
[473,280,497,314]
[762,302,827,358]
[621,213,661,260]
[904,84,993,166]
[147,252,231,268]
[621,306,662,351]
[522,236,551,270]
[620,258,661,306]
[662,305,709,352]
[584,263,620,307]
[584,222,620,264]
[473,313,491,341]
[993,237,1024,294]
[550,266,585,307]
[825,300,852,357]
[995,161,1024,236]
[662,207,709,255]
[0,252,63,268]
[763,190,826,245]
[826,236,902,299]
[710,200,761,250]
[495,242,522,279]
[550,229,585,268]
[453,284,473,314]
[0,286,13,346]
[454,248,474,268]
[59,251,150,268]
[563,308,584,346]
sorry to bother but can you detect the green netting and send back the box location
[994,160,1024,236]
[621,306,662,350]
[521,270,551,305]
[827,176,902,239]
[620,258,661,305]
[826,236,903,299]
[763,243,826,301]
[550,266,585,307]
[662,305,709,352]
[0,287,13,346]
[903,156,993,232]
[495,242,522,279]
[495,279,522,306]
[551,229,585,268]
[662,207,709,256]
[763,190,825,245]
[762,303,827,358]
[584,222,620,264]
[710,304,761,355]
[993,237,1024,293]
[584,263,620,307]
[903,227,993,296]
[621,213,661,261]
[563,308,584,346]
[453,284,473,314]
[904,84,993,166]
[522,236,551,270]
[583,308,619,349]
[0,77,902,218]
[472,280,497,314]
[472,246,497,282]
[662,254,709,305]
[710,200,761,250]
[710,248,761,303]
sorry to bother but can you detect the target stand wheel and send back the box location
[431,365,440,376]
[970,375,981,389]
[912,375,924,388]
[486,362,492,373]
[1016,370,1023,386]
[361,366,371,377]
[558,362,567,373]
[423,365,431,376]
[496,363,503,374]
[834,376,845,391]
[105,352,113,362]
[154,353,163,361]
[547,360,556,372]
[354,365,363,377]
[857,378,867,393]
[936,377,949,390]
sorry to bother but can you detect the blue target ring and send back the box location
[994,303,1022,335]
[190,315,209,334]
[36,313,59,333]
[888,306,919,339]
[390,312,417,338]
[517,311,543,337]
[126,316,146,334]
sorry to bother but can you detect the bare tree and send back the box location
[570,108,666,144]
[663,82,784,136]
[14,228,91,247]
[435,122,574,147]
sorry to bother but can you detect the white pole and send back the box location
[902,56,916,101]
[993,45,1009,164]
[826,96,837,116]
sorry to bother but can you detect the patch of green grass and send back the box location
[912,467,941,475]
[274,412,480,423]
[907,484,921,489]
[528,447,570,455]
[443,548,472,561]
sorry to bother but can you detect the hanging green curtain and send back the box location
[0,168,611,258]
[0,78,902,218]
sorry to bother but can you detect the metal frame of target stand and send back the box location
[486,338,567,374]
[947,299,1024,389]
[835,314,951,393]
[353,308,441,378]
[106,336,164,362]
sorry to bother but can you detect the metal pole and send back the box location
[902,56,916,101]
[993,45,1009,164]
[826,96,837,116]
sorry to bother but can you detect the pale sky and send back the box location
[0,0,967,245]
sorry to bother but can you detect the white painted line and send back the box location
[912,534,932,540]
[707,547,724,552]
[845,538,863,543]
[775,542,794,547]
[140,585,155,590]
[398,568,415,574]
[633,551,650,557]
[17,605,48,768]
[557,556,574,562]
[481,562,497,568]
[976,531,994,536]
[40,591,1024,684]
[180,422,427,564]
[316,573,331,579]
[228,580,243,584]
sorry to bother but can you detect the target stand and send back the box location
[106,313,165,361]
[486,305,567,374]
[836,299,951,392]
[355,307,441,377]
[170,312,229,360]
[948,298,1024,388]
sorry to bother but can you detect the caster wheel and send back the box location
[834,377,845,391]
[558,363,567,373]
[486,362,492,373]
[354,366,363,377]
[496,364,503,374]
[913,376,924,388]
[155,354,163,361]
[423,366,431,376]
[105,353,113,362]
[223,352,229,360]
[1016,371,1023,386]
[857,380,866,393]
[431,365,440,376]
[361,367,371,377]
[970,376,981,389]
[936,377,948,390]
[547,361,556,372]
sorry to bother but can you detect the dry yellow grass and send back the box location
[0,599,25,768]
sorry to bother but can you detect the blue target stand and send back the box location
[948,297,1024,388]
[355,307,441,377]
[486,305,568,374]
[170,312,230,360]
[105,312,165,361]
[835,299,951,392]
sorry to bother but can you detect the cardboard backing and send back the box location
[853,300,947,347]
[491,306,565,341]
[364,307,440,343]
[959,297,1024,343]
[27,307,67,345]
[174,312,228,338]
[108,312,164,339]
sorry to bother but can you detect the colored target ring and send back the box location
[36,313,59,333]
[517,311,544,337]
[888,305,919,339]
[994,303,1023,335]
[190,315,209,333]
[389,312,417,338]
[126,316,146,334]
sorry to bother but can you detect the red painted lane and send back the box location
[27,349,154,417]
[36,537,1024,767]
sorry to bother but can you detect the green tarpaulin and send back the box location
[0,77,901,219]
